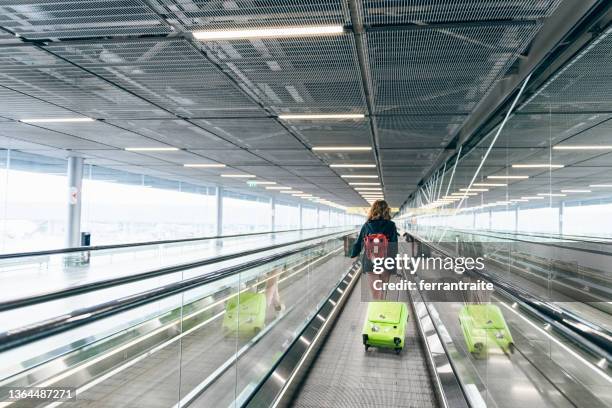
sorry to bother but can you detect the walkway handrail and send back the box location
[0,229,355,312]
[0,226,348,260]
[0,230,354,353]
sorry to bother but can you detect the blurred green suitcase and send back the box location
[459,304,514,356]
[223,292,266,334]
[362,302,409,354]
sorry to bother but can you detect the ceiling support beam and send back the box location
[347,0,385,193]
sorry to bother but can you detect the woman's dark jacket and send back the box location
[350,219,398,273]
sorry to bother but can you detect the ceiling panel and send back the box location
[253,149,320,165]
[107,119,237,149]
[192,118,303,149]
[0,1,171,39]
[47,39,262,118]
[0,87,84,120]
[376,115,466,148]
[367,23,541,115]
[0,122,111,150]
[155,0,350,31]
[190,149,268,166]
[288,119,373,146]
[198,34,366,115]
[0,45,170,119]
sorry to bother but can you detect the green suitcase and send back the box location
[459,304,514,357]
[362,302,409,354]
[222,292,267,335]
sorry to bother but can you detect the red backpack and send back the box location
[364,233,389,261]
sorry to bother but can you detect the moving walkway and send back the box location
[0,228,610,407]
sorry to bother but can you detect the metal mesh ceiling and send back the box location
[367,23,541,115]
[0,0,170,39]
[359,0,562,26]
[376,115,466,148]
[152,0,349,31]
[288,119,373,146]
[192,118,303,149]
[520,28,612,113]
[198,34,366,114]
[48,39,263,118]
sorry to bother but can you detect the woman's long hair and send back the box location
[367,200,391,221]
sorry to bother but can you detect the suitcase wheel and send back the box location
[364,345,370,352]
[508,343,515,354]
[393,337,401,347]
[394,348,402,355]
[362,334,369,345]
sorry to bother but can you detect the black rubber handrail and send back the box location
[0,226,345,260]
[0,237,349,353]
[407,232,612,362]
[0,229,355,312]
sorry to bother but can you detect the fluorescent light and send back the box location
[512,164,564,168]
[341,175,378,179]
[589,184,612,188]
[553,145,612,150]
[537,193,567,197]
[193,25,343,41]
[20,117,94,123]
[474,182,507,187]
[460,188,488,192]
[293,194,312,197]
[451,192,477,196]
[510,199,529,202]
[312,146,371,151]
[521,196,544,200]
[488,175,529,179]
[330,164,376,168]
[349,182,380,186]
[561,189,591,193]
[125,147,180,152]
[183,163,226,168]
[221,174,255,178]
[266,186,291,190]
[355,187,382,191]
[278,113,364,120]
[248,181,277,185]
[281,190,303,194]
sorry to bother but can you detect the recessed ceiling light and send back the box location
[521,196,544,200]
[488,175,529,179]
[537,193,566,197]
[589,184,612,188]
[561,189,591,193]
[266,186,291,190]
[553,145,612,150]
[330,164,376,168]
[183,163,226,168]
[20,117,95,123]
[460,188,488,192]
[512,164,564,168]
[340,175,378,179]
[278,113,364,120]
[192,25,344,41]
[248,181,277,185]
[312,146,371,151]
[355,187,382,191]
[349,182,380,186]
[125,147,180,152]
[473,182,507,187]
[221,174,255,178]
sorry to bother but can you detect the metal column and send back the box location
[216,186,223,236]
[515,207,519,233]
[316,207,320,228]
[270,196,276,231]
[559,201,564,236]
[298,203,303,230]
[66,156,84,248]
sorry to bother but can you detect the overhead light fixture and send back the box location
[553,145,612,150]
[355,187,382,191]
[510,199,529,202]
[266,186,291,190]
[183,163,226,168]
[125,147,180,152]
[20,117,95,123]
[293,194,312,197]
[589,184,612,188]
[312,146,371,151]
[341,175,378,179]
[451,192,477,196]
[488,175,529,179]
[221,174,255,178]
[349,182,380,186]
[193,25,343,41]
[248,181,277,185]
[330,164,376,168]
[281,190,303,194]
[278,113,364,120]
[474,182,507,187]
[537,193,567,197]
[521,196,544,200]
[561,189,591,193]
[460,188,488,192]
[512,164,564,168]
